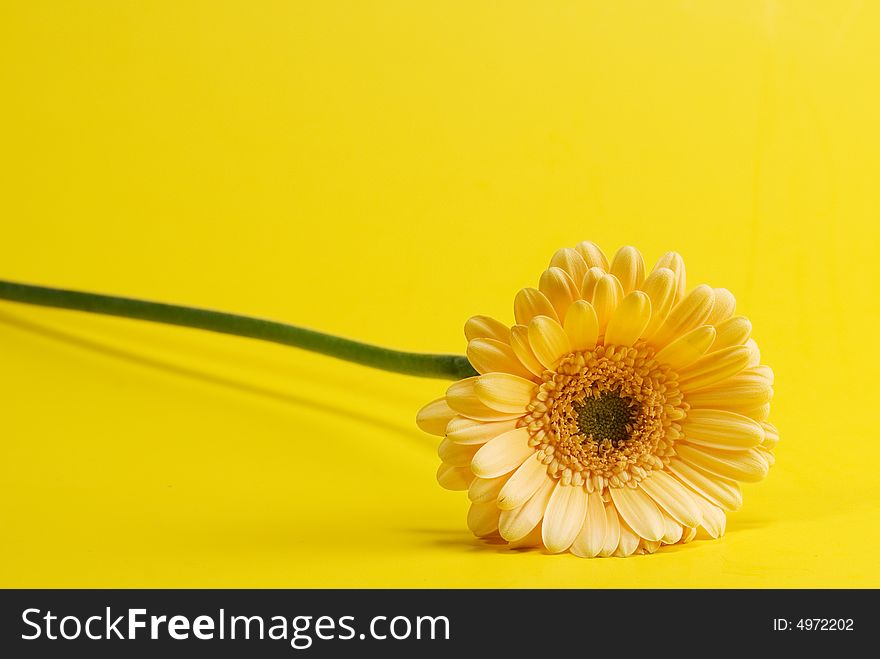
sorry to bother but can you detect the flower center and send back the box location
[521,343,688,493]
[575,393,635,447]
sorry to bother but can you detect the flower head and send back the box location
[417,243,777,557]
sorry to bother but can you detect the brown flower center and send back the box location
[522,343,687,493]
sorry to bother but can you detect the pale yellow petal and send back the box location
[758,446,776,467]
[542,483,588,553]
[684,370,773,412]
[681,409,764,450]
[652,251,687,303]
[471,427,534,479]
[575,240,609,270]
[654,325,716,370]
[614,520,641,557]
[680,525,697,544]
[563,300,599,351]
[464,315,511,343]
[514,287,559,325]
[745,338,761,368]
[436,463,473,491]
[693,496,726,539]
[497,453,548,510]
[498,476,555,542]
[760,421,780,449]
[675,444,769,483]
[705,288,736,325]
[508,522,544,549]
[592,273,624,333]
[609,245,646,294]
[678,345,752,392]
[445,416,519,446]
[474,372,536,413]
[437,438,480,467]
[467,501,501,537]
[641,539,661,554]
[415,397,456,436]
[468,474,509,503]
[466,338,534,379]
[570,491,606,558]
[580,266,606,300]
[527,315,572,369]
[604,291,651,347]
[661,514,684,544]
[650,284,715,346]
[598,504,621,557]
[609,485,665,541]
[639,267,677,337]
[539,267,580,322]
[667,457,742,511]
[710,316,752,351]
[549,247,588,287]
[509,325,546,376]
[446,377,524,421]
[638,470,703,527]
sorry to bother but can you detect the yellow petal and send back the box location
[684,370,773,412]
[614,520,641,557]
[580,266,606,300]
[654,325,716,370]
[706,288,736,325]
[638,470,703,528]
[693,496,726,539]
[497,453,549,510]
[741,403,771,422]
[507,521,544,549]
[609,245,646,294]
[446,377,524,421]
[468,474,509,503]
[498,476,555,542]
[467,501,501,537]
[678,345,752,392]
[652,251,687,303]
[549,247,589,288]
[570,491,606,558]
[598,504,621,557]
[710,316,752,351]
[514,287,558,325]
[592,273,624,333]
[528,315,572,369]
[661,514,684,544]
[509,325,546,376]
[745,338,761,367]
[542,483,588,553]
[437,438,479,467]
[760,421,780,449]
[539,267,580,322]
[471,427,534,479]
[466,338,534,379]
[415,397,456,436]
[563,300,599,351]
[681,525,697,544]
[604,290,652,346]
[639,267,677,337]
[575,240,609,270]
[650,284,715,346]
[464,315,511,343]
[681,409,764,450]
[446,416,520,446]
[474,372,536,413]
[609,485,665,542]
[667,457,742,511]
[675,444,769,483]
[436,463,473,491]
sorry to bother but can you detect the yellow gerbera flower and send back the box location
[417,243,778,557]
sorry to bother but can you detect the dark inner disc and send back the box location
[574,393,635,447]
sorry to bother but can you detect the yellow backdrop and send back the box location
[1,1,877,587]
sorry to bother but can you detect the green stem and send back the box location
[0,279,477,380]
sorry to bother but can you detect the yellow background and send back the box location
[1,1,878,588]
